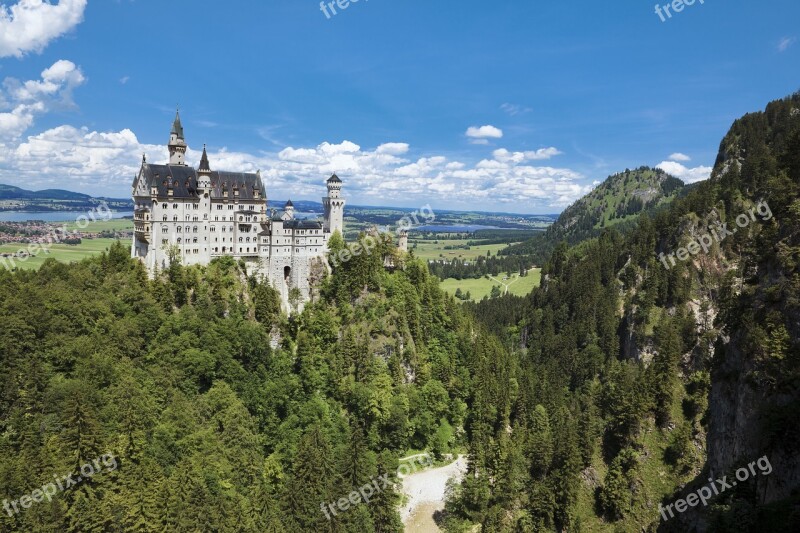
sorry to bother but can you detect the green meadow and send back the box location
[0,238,130,270]
[440,269,542,301]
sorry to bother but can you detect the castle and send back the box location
[131,111,345,306]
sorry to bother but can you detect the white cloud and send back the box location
[657,160,712,184]
[0,60,85,141]
[500,103,532,116]
[375,142,409,155]
[119,76,130,85]
[493,147,562,164]
[778,36,796,52]
[466,125,503,139]
[0,65,589,210]
[668,152,691,162]
[0,0,87,58]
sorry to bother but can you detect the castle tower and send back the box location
[323,173,345,236]
[197,144,211,189]
[285,199,295,220]
[398,230,408,252]
[168,110,187,165]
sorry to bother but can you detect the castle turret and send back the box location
[197,144,211,190]
[168,110,187,165]
[323,173,345,236]
[398,230,408,252]
[285,199,294,220]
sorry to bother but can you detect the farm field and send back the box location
[440,269,542,301]
[0,238,130,270]
[411,239,516,261]
[62,218,134,232]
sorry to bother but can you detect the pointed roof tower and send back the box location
[199,144,211,173]
[168,108,188,165]
[171,109,184,139]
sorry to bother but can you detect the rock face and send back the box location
[707,335,800,504]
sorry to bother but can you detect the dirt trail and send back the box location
[400,455,467,532]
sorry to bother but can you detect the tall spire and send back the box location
[168,108,187,165]
[199,144,211,172]
[171,109,184,139]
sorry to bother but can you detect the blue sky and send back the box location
[0,0,798,213]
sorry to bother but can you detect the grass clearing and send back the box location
[440,269,542,301]
[411,239,515,261]
[0,238,130,270]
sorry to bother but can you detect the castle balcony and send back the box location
[134,222,151,243]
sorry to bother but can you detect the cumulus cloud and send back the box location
[0,59,85,141]
[466,125,503,139]
[657,160,712,184]
[0,64,589,209]
[492,147,562,163]
[668,152,691,162]
[1,122,590,209]
[0,0,87,58]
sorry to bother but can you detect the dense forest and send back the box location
[445,94,800,531]
[0,232,506,532]
[1,93,799,533]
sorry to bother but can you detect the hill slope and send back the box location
[444,93,800,532]
[503,166,685,261]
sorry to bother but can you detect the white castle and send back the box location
[131,111,346,305]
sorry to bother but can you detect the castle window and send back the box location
[173,216,178,222]
[222,227,226,233]
[217,204,222,210]
[173,204,178,209]
[193,226,198,233]
[239,237,243,243]
[193,237,198,244]
[185,226,190,232]
[162,239,168,245]
[176,227,182,233]
[162,226,168,234]
[177,238,182,244]
[163,215,167,221]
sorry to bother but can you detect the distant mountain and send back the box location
[0,184,132,212]
[502,166,686,261]
[0,184,92,201]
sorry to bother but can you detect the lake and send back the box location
[414,224,503,232]
[0,211,134,222]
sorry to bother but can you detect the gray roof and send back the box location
[327,173,342,183]
[171,111,184,139]
[138,163,264,201]
[285,219,323,230]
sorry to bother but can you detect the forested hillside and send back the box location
[503,167,686,263]
[446,93,800,532]
[1,94,798,533]
[0,234,509,532]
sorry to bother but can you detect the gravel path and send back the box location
[400,455,467,530]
